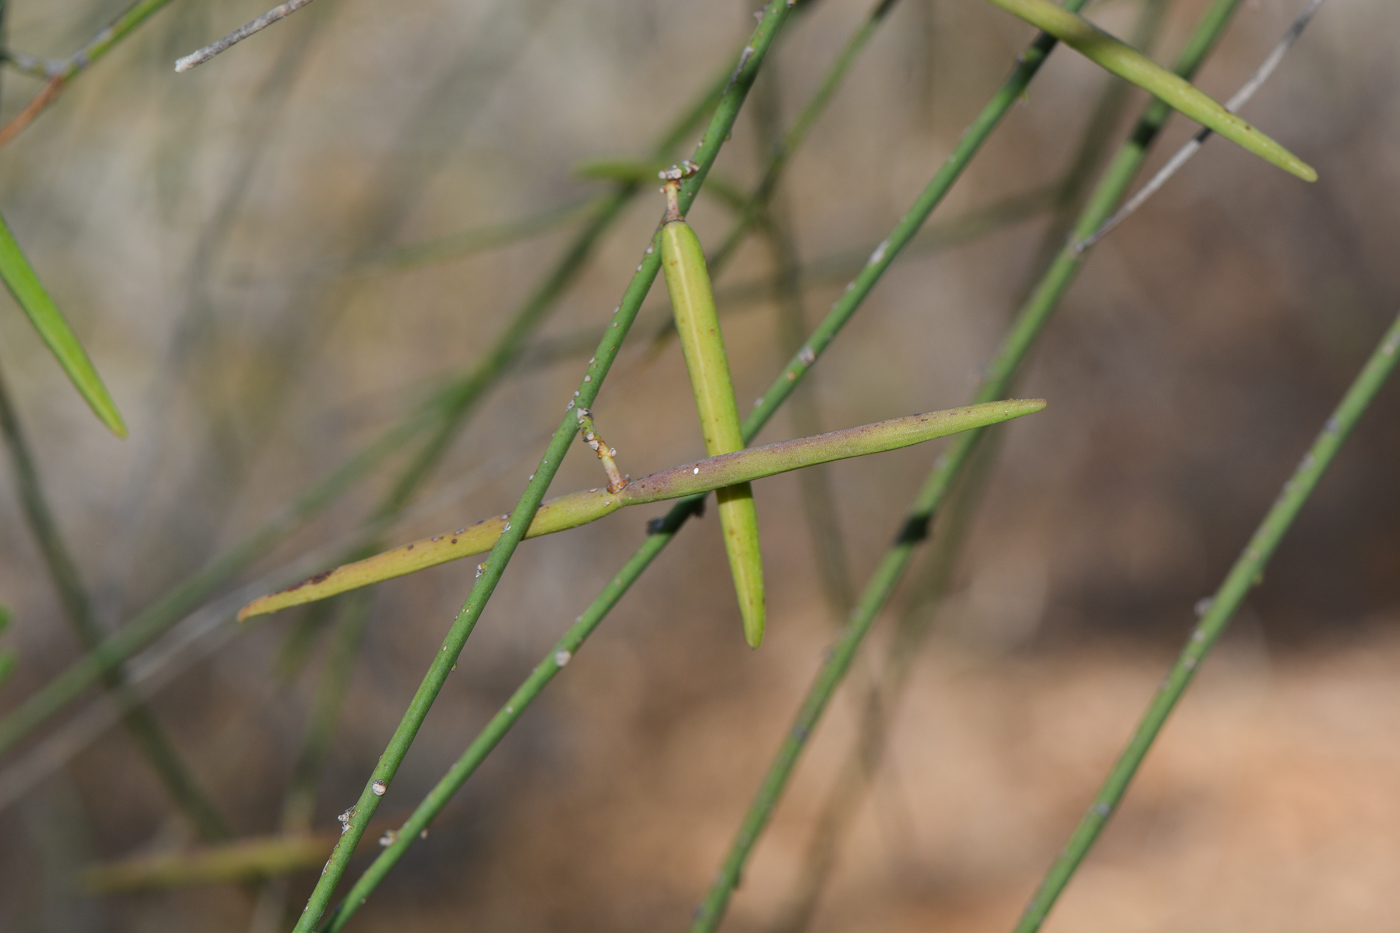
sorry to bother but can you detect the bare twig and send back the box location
[0,0,180,148]
[175,0,320,72]
[1075,0,1325,253]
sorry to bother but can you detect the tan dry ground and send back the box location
[332,620,1400,933]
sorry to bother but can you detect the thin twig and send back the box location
[175,0,320,72]
[1013,309,1400,931]
[1076,0,1326,253]
[0,0,179,148]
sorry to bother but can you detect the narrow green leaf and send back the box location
[0,211,126,436]
[981,0,1316,182]
[237,400,1045,620]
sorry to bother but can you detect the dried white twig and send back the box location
[1075,0,1326,254]
[174,0,320,73]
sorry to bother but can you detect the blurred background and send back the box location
[0,0,1398,930]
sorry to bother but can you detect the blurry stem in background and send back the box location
[768,430,1002,933]
[317,0,1105,919]
[0,362,230,841]
[1015,0,1171,297]
[1013,308,1400,931]
[768,2,1174,927]
[0,0,181,148]
[105,0,331,611]
[293,3,800,927]
[0,0,732,761]
[687,1,1251,929]
[648,0,906,359]
[509,182,1059,375]
[175,0,319,73]
[373,195,601,269]
[750,39,856,620]
[244,590,374,933]
[708,0,903,275]
[120,0,562,618]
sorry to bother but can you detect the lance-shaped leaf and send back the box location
[0,211,127,436]
[981,0,1316,182]
[238,398,1046,620]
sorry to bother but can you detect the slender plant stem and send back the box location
[374,196,601,269]
[0,362,229,840]
[316,1,1105,921]
[0,0,180,148]
[290,5,801,930]
[1012,309,1400,931]
[175,0,318,72]
[688,1,1254,928]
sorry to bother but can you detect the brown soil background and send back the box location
[0,0,1398,930]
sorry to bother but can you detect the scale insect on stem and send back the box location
[659,162,766,648]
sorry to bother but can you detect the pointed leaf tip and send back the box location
[982,0,1316,184]
[0,211,128,437]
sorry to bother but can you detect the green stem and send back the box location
[317,1,1098,921]
[0,362,228,840]
[291,5,800,930]
[1013,308,1400,933]
[689,1,1250,928]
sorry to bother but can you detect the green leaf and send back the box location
[0,210,127,437]
[982,0,1317,182]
